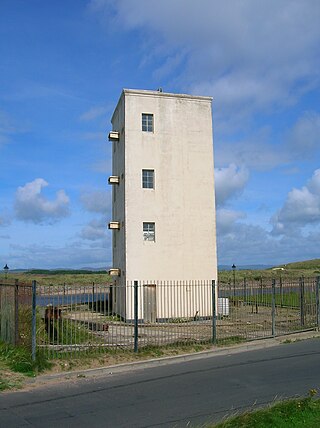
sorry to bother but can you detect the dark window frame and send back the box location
[142,113,154,132]
[142,169,155,189]
[143,222,155,241]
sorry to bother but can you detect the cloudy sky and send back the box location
[1,0,320,269]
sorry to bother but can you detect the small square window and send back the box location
[143,222,155,241]
[142,169,154,189]
[142,113,153,132]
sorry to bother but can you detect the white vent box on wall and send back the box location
[108,268,121,276]
[108,176,120,185]
[108,221,120,230]
[108,131,119,141]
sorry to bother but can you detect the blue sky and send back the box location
[1,0,320,269]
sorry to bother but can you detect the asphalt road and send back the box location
[1,339,320,428]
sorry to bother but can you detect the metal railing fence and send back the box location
[215,277,319,344]
[1,277,319,359]
[0,280,34,349]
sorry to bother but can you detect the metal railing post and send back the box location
[212,280,217,344]
[134,280,138,353]
[300,277,305,327]
[316,276,320,330]
[271,279,276,337]
[14,279,19,346]
[31,280,37,361]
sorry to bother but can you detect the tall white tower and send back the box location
[108,89,217,320]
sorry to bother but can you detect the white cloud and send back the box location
[286,111,320,157]
[215,139,286,171]
[14,178,70,224]
[216,208,246,236]
[271,169,320,235]
[80,190,111,214]
[215,164,249,206]
[80,218,107,241]
[91,0,320,122]
[7,240,111,269]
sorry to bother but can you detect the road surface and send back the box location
[1,338,320,427]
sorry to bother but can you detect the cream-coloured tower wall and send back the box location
[110,89,217,320]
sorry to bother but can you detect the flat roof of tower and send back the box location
[123,88,212,101]
[111,88,213,122]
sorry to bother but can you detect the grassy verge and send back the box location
[215,336,246,346]
[42,342,214,373]
[211,390,320,427]
[0,341,214,388]
[0,341,52,391]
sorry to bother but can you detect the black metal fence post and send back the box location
[271,279,276,337]
[31,280,37,361]
[316,276,320,330]
[212,280,217,344]
[134,280,138,353]
[299,277,305,327]
[14,279,19,346]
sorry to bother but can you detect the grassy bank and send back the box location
[212,390,320,427]
[218,259,320,284]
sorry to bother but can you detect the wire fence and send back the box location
[1,277,319,359]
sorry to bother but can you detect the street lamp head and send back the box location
[232,264,236,270]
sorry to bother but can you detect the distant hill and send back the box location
[219,264,273,271]
[24,269,107,275]
[276,259,320,271]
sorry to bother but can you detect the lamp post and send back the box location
[3,264,9,280]
[232,263,236,297]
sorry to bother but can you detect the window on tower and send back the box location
[143,222,155,241]
[142,169,154,189]
[142,113,154,132]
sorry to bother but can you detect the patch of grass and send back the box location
[37,316,96,346]
[216,336,246,347]
[229,291,315,309]
[0,374,22,391]
[211,390,320,427]
[0,341,52,377]
[44,342,214,373]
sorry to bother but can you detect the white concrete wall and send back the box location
[110,89,217,320]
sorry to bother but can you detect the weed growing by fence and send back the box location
[0,341,51,377]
